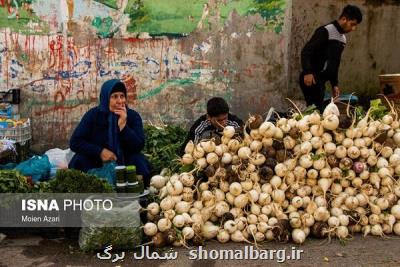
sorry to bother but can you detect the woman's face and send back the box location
[109,92,126,112]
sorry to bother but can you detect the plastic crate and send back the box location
[380,74,400,95]
[0,103,12,118]
[0,124,31,143]
[0,121,13,129]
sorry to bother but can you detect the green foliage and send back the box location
[0,169,111,193]
[147,192,161,204]
[248,0,286,33]
[126,0,204,34]
[143,124,187,175]
[369,99,388,120]
[30,181,52,193]
[80,226,143,252]
[291,105,318,120]
[354,105,365,122]
[95,0,119,9]
[369,166,379,173]
[0,5,49,34]
[250,0,286,18]
[303,104,318,115]
[48,169,114,193]
[0,170,52,193]
[0,170,30,193]
[345,98,388,123]
[179,163,195,173]
[311,152,326,161]
[124,0,281,35]
[126,0,151,32]
[94,0,286,35]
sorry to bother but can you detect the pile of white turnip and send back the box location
[143,99,400,247]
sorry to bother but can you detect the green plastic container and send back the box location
[115,166,127,193]
[126,165,137,182]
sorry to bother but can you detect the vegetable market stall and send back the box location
[142,98,400,247]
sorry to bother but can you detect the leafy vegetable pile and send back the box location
[79,196,143,251]
[0,169,114,193]
[0,170,31,193]
[48,169,114,193]
[79,227,143,252]
[144,124,187,175]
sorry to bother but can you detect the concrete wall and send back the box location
[0,0,291,150]
[288,0,400,104]
[2,0,399,150]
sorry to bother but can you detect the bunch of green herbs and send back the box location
[79,226,143,252]
[0,170,30,193]
[48,169,114,193]
[369,99,388,120]
[144,124,187,175]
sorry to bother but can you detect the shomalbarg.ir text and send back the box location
[188,246,304,262]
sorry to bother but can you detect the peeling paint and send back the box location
[0,0,290,149]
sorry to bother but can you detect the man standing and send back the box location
[300,5,363,111]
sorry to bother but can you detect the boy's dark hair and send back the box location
[207,97,229,117]
[340,5,363,23]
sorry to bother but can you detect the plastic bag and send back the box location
[45,148,73,169]
[79,195,142,251]
[87,161,116,186]
[0,163,17,170]
[0,139,15,154]
[65,149,75,165]
[15,155,51,182]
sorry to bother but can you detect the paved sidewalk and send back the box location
[1,234,400,267]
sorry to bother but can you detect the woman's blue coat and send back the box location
[68,79,150,185]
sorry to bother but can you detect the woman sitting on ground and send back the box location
[68,79,150,186]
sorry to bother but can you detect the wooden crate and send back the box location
[380,74,400,96]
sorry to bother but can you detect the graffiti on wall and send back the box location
[121,0,286,35]
[0,0,286,36]
[0,31,225,130]
[0,0,288,147]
